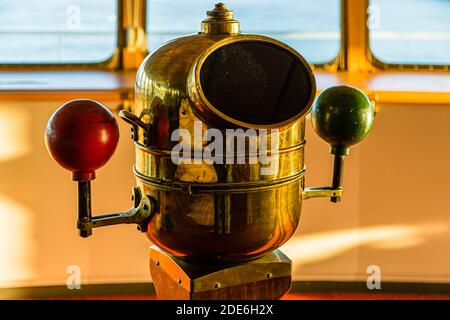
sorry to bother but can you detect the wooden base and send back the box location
[149,246,292,300]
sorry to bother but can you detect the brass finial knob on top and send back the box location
[201,3,240,35]
[206,3,234,20]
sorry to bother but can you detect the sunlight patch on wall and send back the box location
[0,107,31,162]
[282,222,448,270]
[0,195,36,287]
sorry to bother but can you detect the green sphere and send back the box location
[311,85,374,154]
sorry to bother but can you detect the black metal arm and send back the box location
[302,148,347,202]
[330,154,345,202]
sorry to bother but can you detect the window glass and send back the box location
[368,0,450,66]
[0,0,117,64]
[147,0,341,65]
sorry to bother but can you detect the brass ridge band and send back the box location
[133,166,305,195]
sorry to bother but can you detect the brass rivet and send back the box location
[177,278,182,285]
[214,283,221,289]
[266,273,272,279]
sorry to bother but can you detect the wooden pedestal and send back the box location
[149,246,292,300]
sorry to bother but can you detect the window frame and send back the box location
[365,0,450,71]
[0,0,124,70]
[319,0,346,71]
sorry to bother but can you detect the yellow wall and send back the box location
[1,100,450,288]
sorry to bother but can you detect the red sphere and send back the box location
[45,99,119,181]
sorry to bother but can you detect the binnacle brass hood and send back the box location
[125,3,316,262]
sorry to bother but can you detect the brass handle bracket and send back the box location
[302,187,343,200]
[119,109,152,146]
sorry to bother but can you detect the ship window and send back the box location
[0,0,118,65]
[368,0,450,67]
[146,0,342,66]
